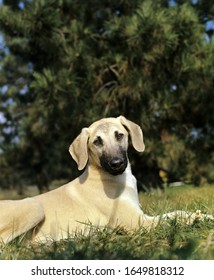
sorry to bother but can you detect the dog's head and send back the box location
[69,116,145,175]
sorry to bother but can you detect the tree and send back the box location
[0,0,214,192]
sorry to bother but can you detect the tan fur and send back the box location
[0,116,213,243]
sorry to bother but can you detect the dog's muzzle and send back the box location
[100,153,128,175]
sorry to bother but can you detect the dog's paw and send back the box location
[193,210,214,222]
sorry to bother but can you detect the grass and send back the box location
[0,184,214,260]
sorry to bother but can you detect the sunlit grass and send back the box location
[139,184,214,215]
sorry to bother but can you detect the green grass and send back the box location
[0,184,214,260]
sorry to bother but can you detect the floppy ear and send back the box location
[69,128,89,170]
[118,116,145,152]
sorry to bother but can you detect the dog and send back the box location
[0,116,213,243]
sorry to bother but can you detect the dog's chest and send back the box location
[116,168,137,190]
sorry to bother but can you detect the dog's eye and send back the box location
[115,131,124,141]
[93,136,103,146]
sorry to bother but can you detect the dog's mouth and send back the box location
[99,152,128,176]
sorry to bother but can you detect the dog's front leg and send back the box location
[156,210,214,225]
[140,209,214,230]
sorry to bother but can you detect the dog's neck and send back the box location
[81,162,137,191]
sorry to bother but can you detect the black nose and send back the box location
[109,157,124,170]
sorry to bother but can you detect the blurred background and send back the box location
[0,0,214,196]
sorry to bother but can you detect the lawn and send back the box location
[0,184,214,260]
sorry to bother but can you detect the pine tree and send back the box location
[0,0,214,191]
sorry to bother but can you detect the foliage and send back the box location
[0,0,214,190]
